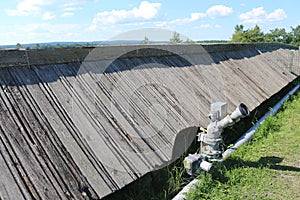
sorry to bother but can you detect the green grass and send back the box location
[187,91,300,200]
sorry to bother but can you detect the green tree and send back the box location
[265,28,288,43]
[35,43,41,49]
[291,25,300,46]
[16,43,23,49]
[230,24,300,46]
[231,24,264,43]
[247,25,264,42]
[55,43,62,48]
[231,24,247,43]
[284,32,294,44]
[169,32,182,44]
[184,38,196,44]
[140,36,150,44]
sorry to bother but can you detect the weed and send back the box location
[167,165,186,194]
[252,115,280,142]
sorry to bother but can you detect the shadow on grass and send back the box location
[206,156,300,186]
[222,156,300,172]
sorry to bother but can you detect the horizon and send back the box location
[0,35,230,48]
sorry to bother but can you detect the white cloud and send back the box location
[5,0,49,16]
[215,24,222,28]
[43,12,56,20]
[155,12,206,27]
[206,5,233,18]
[62,12,75,17]
[200,24,211,28]
[132,1,161,19]
[156,5,234,29]
[155,4,231,28]
[90,1,161,29]
[267,9,287,21]
[61,2,84,11]
[191,13,207,21]
[240,7,287,23]
[5,0,85,18]
[239,7,266,23]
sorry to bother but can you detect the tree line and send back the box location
[14,24,300,50]
[230,24,300,46]
[155,24,300,46]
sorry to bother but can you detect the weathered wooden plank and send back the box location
[0,71,64,199]
[0,134,26,200]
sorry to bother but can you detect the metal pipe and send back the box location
[222,83,299,160]
[172,179,200,200]
[172,83,299,200]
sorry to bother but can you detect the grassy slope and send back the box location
[187,91,300,200]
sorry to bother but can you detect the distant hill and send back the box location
[0,40,228,50]
[196,40,228,44]
[0,40,168,50]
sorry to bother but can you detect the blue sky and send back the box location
[0,0,299,45]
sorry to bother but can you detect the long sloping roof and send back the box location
[0,44,298,199]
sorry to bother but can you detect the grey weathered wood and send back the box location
[0,44,298,199]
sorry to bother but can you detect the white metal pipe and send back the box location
[172,83,299,200]
[172,179,200,200]
[222,83,299,160]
